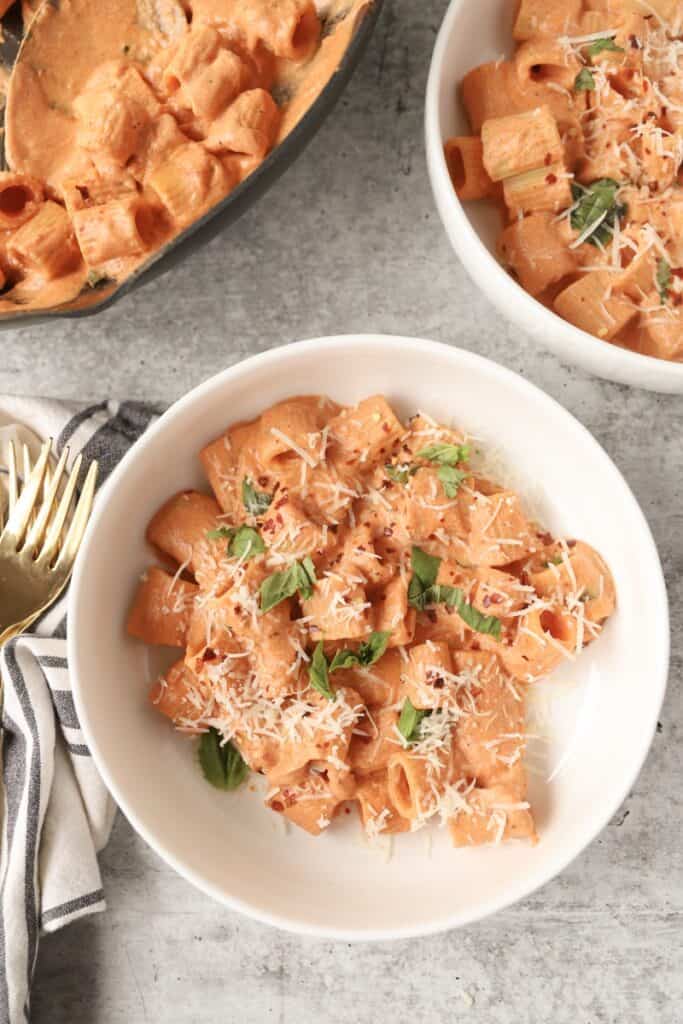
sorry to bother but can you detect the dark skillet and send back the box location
[0,0,383,328]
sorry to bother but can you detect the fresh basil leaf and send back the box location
[545,555,564,567]
[657,258,671,304]
[438,465,466,498]
[441,587,502,638]
[408,546,441,610]
[228,525,264,560]
[415,443,470,466]
[206,526,233,541]
[411,545,441,588]
[260,565,299,612]
[407,548,501,638]
[309,641,336,700]
[298,556,317,599]
[260,557,317,612]
[586,37,624,58]
[385,463,416,484]
[408,574,428,610]
[570,179,626,248]
[328,631,392,673]
[574,67,596,91]
[398,698,430,744]
[358,630,391,666]
[327,649,359,672]
[242,477,272,516]
[198,727,249,790]
[207,524,264,560]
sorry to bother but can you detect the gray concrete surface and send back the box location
[1,1,680,1021]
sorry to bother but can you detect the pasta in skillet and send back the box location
[446,0,683,361]
[127,394,616,847]
[0,0,370,314]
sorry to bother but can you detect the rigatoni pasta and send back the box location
[448,1,683,361]
[0,0,371,314]
[127,394,616,850]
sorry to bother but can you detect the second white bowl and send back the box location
[425,0,683,393]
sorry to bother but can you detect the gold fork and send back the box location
[0,439,98,644]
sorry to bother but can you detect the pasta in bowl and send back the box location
[68,335,668,938]
[126,394,616,847]
[426,0,683,392]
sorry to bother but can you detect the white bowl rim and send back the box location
[68,333,670,941]
[424,0,683,394]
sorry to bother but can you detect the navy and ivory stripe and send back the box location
[0,396,160,1024]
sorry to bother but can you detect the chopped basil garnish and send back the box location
[198,728,249,790]
[242,477,272,516]
[570,179,626,248]
[586,37,624,58]
[328,631,391,673]
[206,526,233,541]
[415,443,470,465]
[416,443,469,497]
[385,463,417,484]
[386,444,469,498]
[407,546,502,638]
[207,524,264,560]
[309,641,336,700]
[260,556,317,612]
[398,698,430,743]
[657,258,671,304]
[437,465,467,498]
[574,68,596,91]
[309,631,392,699]
[407,544,441,605]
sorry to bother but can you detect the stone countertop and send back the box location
[1,2,680,1021]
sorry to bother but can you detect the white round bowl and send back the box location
[425,0,683,394]
[69,335,669,939]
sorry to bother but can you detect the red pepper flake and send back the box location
[629,34,640,48]
[544,152,552,166]
[546,173,557,185]
[271,801,284,813]
[258,475,269,487]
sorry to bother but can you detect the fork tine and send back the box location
[2,440,51,546]
[23,446,70,555]
[38,453,82,564]
[7,441,18,511]
[52,460,98,571]
[22,443,38,532]
[22,443,31,488]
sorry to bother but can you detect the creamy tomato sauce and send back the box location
[0,0,371,315]
[126,393,617,845]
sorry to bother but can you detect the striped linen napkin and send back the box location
[0,397,163,1024]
